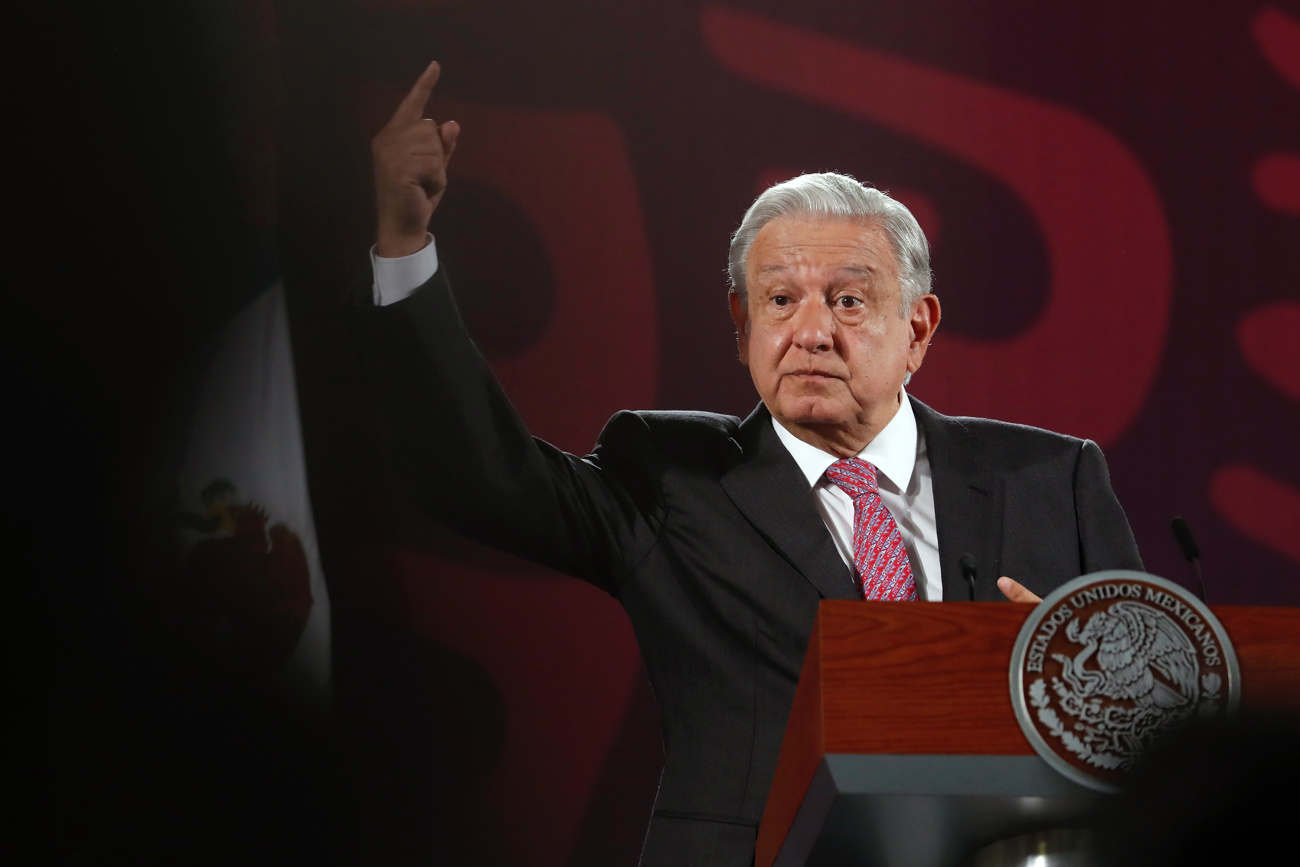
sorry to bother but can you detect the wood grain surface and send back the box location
[817,601,1035,756]
[1215,607,1300,712]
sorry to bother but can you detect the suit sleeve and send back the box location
[1074,440,1144,574]
[349,268,664,596]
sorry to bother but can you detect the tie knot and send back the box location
[825,458,880,499]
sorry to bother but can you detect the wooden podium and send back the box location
[756,601,1300,867]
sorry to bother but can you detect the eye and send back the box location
[772,295,791,307]
[836,295,863,309]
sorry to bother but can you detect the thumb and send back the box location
[440,120,461,158]
[998,576,1042,604]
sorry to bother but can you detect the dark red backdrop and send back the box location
[25,0,1295,863]
[267,1,1300,863]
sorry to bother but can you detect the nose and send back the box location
[791,299,833,353]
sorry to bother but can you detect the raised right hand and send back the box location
[372,61,461,258]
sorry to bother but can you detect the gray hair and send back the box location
[727,172,932,315]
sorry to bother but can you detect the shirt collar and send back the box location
[770,390,918,494]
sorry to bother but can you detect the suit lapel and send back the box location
[721,404,858,601]
[913,397,1004,601]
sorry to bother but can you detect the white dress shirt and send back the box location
[372,235,439,305]
[769,397,941,601]
[372,239,943,600]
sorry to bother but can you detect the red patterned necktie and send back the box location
[825,458,918,601]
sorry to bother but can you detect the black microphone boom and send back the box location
[1170,516,1208,603]
[1171,516,1200,561]
[959,553,978,602]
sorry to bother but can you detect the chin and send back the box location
[775,399,845,428]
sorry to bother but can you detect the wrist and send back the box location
[376,231,430,259]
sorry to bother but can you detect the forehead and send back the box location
[747,217,897,281]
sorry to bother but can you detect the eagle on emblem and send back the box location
[1054,601,1200,712]
[1037,600,1204,765]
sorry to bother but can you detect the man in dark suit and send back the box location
[356,63,1143,865]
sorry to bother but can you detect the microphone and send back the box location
[959,553,978,601]
[1170,516,1208,603]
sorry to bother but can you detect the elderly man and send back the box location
[356,63,1142,865]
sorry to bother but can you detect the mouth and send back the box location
[784,369,841,380]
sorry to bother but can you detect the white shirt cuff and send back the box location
[371,234,439,305]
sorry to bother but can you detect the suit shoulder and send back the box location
[947,414,1087,451]
[636,409,741,437]
[596,409,742,469]
[917,399,1092,473]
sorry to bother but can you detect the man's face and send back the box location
[729,217,940,456]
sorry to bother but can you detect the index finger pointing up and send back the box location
[390,61,442,127]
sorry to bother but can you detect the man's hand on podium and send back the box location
[996,577,1042,603]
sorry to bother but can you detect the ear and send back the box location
[906,294,942,374]
[728,290,750,365]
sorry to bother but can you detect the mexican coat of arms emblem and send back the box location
[1010,571,1239,791]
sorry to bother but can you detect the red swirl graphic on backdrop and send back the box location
[346,92,659,865]
[437,102,659,453]
[1211,7,1300,567]
[701,4,1173,446]
[414,103,657,864]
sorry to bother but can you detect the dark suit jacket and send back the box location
[353,269,1143,866]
